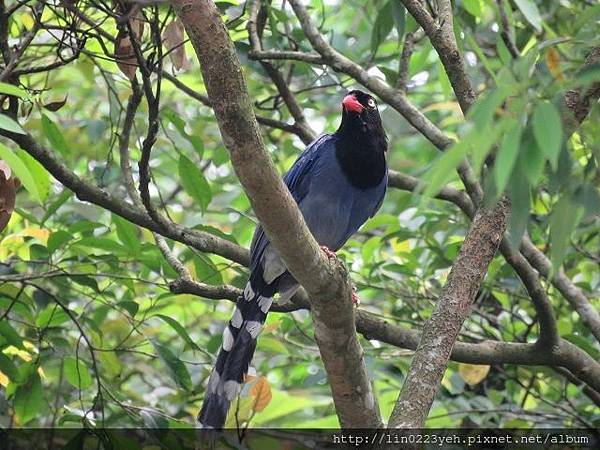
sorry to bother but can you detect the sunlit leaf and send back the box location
[458,363,490,385]
[0,82,28,99]
[463,0,482,17]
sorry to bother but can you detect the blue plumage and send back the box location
[199,90,388,428]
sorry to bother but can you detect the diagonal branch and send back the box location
[388,198,510,427]
[172,0,383,428]
[399,0,476,113]
[0,130,250,266]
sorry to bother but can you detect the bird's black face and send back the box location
[338,89,387,151]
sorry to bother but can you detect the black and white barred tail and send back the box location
[198,281,273,428]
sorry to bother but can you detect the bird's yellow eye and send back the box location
[367,98,376,108]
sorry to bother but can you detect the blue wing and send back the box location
[249,134,334,271]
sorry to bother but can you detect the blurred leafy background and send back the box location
[0,0,599,429]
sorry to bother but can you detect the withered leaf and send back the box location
[163,19,188,71]
[43,95,68,112]
[0,160,18,233]
[546,47,564,82]
[114,30,137,80]
[249,376,272,413]
[129,6,145,40]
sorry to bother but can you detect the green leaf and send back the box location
[178,154,212,213]
[507,165,530,249]
[47,230,73,254]
[0,321,25,349]
[41,189,72,224]
[468,86,512,130]
[391,1,406,43]
[64,356,93,389]
[420,140,469,199]
[0,353,20,383]
[496,37,512,65]
[155,314,199,351]
[521,130,545,186]
[576,62,600,86]
[463,0,482,17]
[549,195,583,273]
[41,114,69,156]
[98,351,122,379]
[513,0,542,32]
[14,372,44,425]
[16,149,51,202]
[574,183,600,217]
[193,253,223,285]
[0,114,26,134]
[119,301,139,317]
[162,108,204,159]
[0,142,41,203]
[74,237,126,254]
[151,340,192,391]
[112,214,140,254]
[70,274,100,293]
[494,118,522,194]
[371,1,395,55]
[531,101,562,169]
[35,305,69,328]
[0,82,28,99]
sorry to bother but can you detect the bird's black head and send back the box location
[334,89,388,189]
[336,89,387,153]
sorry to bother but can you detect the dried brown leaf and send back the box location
[43,95,68,112]
[163,19,188,71]
[546,47,564,82]
[114,30,137,80]
[0,161,17,233]
[249,376,272,412]
[129,6,145,40]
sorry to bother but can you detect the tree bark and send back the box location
[388,198,510,428]
[172,0,382,428]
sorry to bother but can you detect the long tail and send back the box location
[198,281,273,428]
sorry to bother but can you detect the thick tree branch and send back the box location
[0,131,250,266]
[168,278,600,395]
[388,198,510,428]
[172,0,382,428]
[399,0,476,113]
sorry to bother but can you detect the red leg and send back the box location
[320,245,336,260]
[351,291,360,307]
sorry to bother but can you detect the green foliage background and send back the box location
[0,0,599,429]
